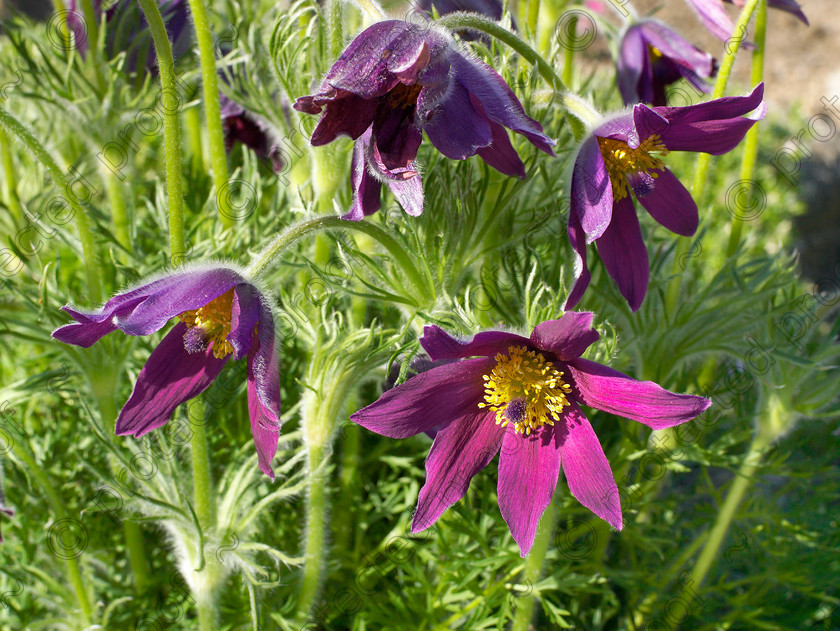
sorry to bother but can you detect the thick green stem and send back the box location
[328,0,344,60]
[665,0,762,315]
[186,0,234,230]
[561,15,577,88]
[0,106,103,302]
[137,0,187,265]
[10,439,93,623]
[189,399,215,530]
[510,495,558,631]
[93,382,152,593]
[727,0,766,258]
[298,442,328,618]
[246,216,434,304]
[184,103,206,173]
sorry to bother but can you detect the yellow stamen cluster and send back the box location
[479,346,573,435]
[648,45,664,63]
[179,288,235,359]
[387,82,424,110]
[597,134,669,201]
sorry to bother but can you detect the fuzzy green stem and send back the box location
[665,0,762,316]
[298,442,329,618]
[10,439,93,623]
[0,106,103,302]
[510,495,558,631]
[561,15,577,87]
[329,0,344,60]
[189,399,216,530]
[93,384,153,593]
[246,216,434,304]
[186,0,234,230]
[184,103,206,172]
[727,0,766,258]
[138,0,187,265]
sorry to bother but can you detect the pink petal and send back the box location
[529,312,600,361]
[420,325,531,361]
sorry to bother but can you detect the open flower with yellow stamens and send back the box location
[351,313,711,555]
[52,265,282,478]
[566,83,765,311]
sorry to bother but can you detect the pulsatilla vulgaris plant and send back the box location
[0,0,836,629]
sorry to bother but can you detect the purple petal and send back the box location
[529,312,599,361]
[115,323,229,436]
[594,195,649,312]
[372,103,423,171]
[351,357,495,438]
[497,423,561,556]
[343,130,383,221]
[228,284,262,360]
[572,136,613,242]
[310,93,379,145]
[636,168,699,236]
[641,21,715,82]
[563,208,591,311]
[558,402,622,530]
[767,0,808,24]
[685,0,735,41]
[116,268,243,336]
[420,325,532,361]
[247,307,282,479]
[617,25,650,105]
[476,118,527,178]
[411,407,504,533]
[568,357,712,428]
[423,80,493,160]
[384,170,424,216]
[448,53,555,156]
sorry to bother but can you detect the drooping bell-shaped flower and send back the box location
[617,20,716,106]
[52,265,281,478]
[352,313,711,555]
[566,83,765,311]
[220,92,285,173]
[294,20,555,220]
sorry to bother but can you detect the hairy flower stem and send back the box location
[0,107,103,303]
[10,439,93,623]
[185,103,206,173]
[510,494,558,631]
[187,0,234,230]
[138,0,187,266]
[329,0,344,60]
[92,382,153,593]
[189,399,216,530]
[246,216,434,304]
[437,13,599,131]
[727,0,767,257]
[665,0,762,317]
[297,381,350,620]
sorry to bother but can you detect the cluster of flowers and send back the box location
[53,0,802,554]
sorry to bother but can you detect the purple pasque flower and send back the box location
[566,83,765,312]
[293,20,555,221]
[352,313,711,556]
[685,0,808,42]
[618,20,715,106]
[52,265,281,479]
[220,92,284,173]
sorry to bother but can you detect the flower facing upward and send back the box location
[565,83,765,311]
[293,20,555,220]
[352,313,711,555]
[685,0,808,42]
[52,266,281,478]
[617,20,715,106]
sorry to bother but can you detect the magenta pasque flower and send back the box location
[293,20,555,220]
[352,313,711,555]
[52,265,281,478]
[566,83,765,311]
[618,20,715,106]
[685,0,808,42]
